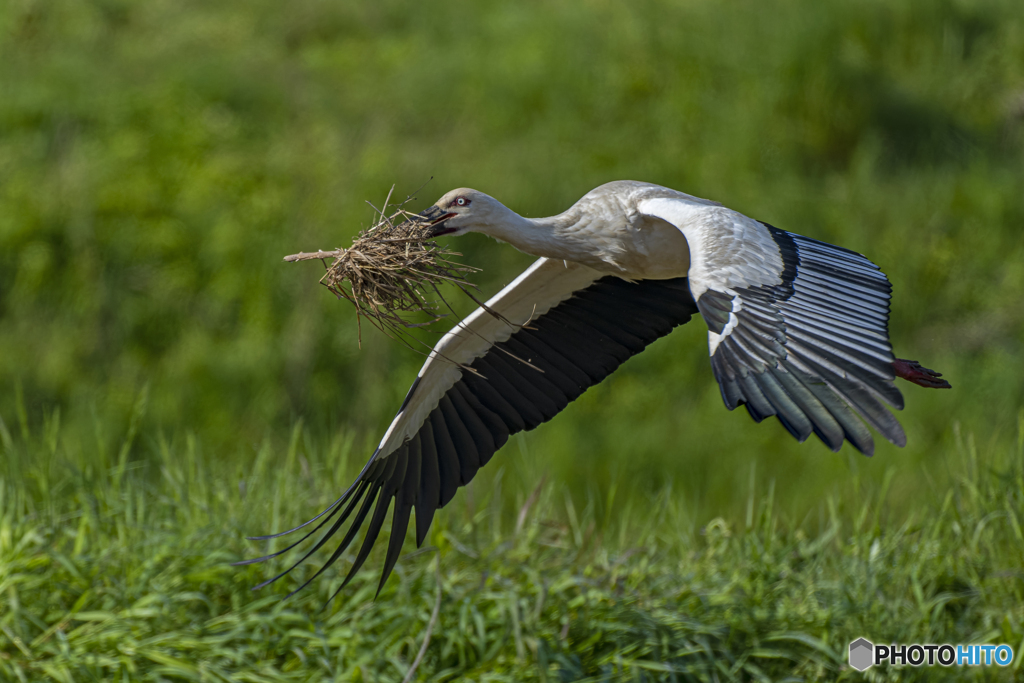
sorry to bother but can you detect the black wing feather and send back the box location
[244,275,699,599]
[379,442,419,595]
[414,424,440,547]
[429,408,462,507]
[513,332,594,388]
[450,381,504,456]
[701,224,906,455]
[438,395,481,484]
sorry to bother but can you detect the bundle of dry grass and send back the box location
[284,190,479,343]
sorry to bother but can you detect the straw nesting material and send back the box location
[284,194,479,341]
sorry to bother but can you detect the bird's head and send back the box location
[418,188,506,238]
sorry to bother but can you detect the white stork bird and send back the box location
[242,181,949,598]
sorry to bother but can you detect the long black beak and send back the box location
[418,205,458,238]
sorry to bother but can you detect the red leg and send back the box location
[892,359,951,389]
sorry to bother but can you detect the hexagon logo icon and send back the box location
[849,638,874,671]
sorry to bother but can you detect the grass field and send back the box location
[2,0,1024,679]
[2,405,1024,681]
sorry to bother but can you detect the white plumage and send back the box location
[242,180,948,598]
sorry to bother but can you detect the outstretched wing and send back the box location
[241,257,699,598]
[639,196,904,456]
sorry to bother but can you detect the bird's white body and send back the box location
[479,181,697,279]
[248,180,943,598]
[378,181,787,454]
[442,180,785,285]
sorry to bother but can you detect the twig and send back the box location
[403,561,443,683]
[516,474,548,534]
[283,249,346,263]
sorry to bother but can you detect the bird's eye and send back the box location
[454,197,470,207]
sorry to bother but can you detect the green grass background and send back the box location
[2,0,1024,679]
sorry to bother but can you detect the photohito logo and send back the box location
[848,638,1014,671]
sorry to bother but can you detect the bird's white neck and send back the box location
[473,202,583,261]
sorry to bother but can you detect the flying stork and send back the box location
[243,180,950,598]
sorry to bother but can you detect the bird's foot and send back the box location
[892,358,951,389]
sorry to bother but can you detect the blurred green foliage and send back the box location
[2,0,1023,521]
[2,399,1023,680]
